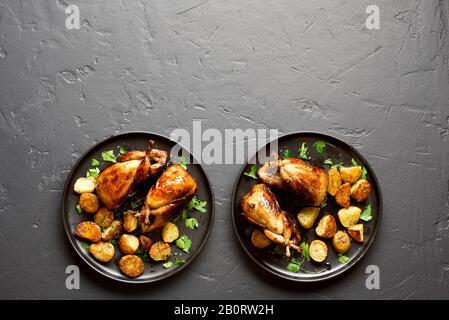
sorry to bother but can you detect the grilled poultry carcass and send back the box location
[95,142,167,210]
[241,184,301,257]
[139,164,198,232]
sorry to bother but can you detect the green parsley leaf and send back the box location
[300,242,311,261]
[173,252,180,256]
[86,167,100,178]
[107,239,117,246]
[332,163,343,170]
[175,258,186,265]
[163,261,174,268]
[314,141,326,154]
[176,235,192,253]
[119,146,126,155]
[136,247,149,263]
[91,159,100,167]
[102,150,117,163]
[244,226,253,237]
[244,164,258,180]
[76,204,82,215]
[351,158,358,167]
[177,156,187,170]
[273,245,285,256]
[324,158,334,166]
[80,242,90,250]
[360,204,372,222]
[287,258,303,273]
[187,196,207,213]
[361,166,367,179]
[283,149,293,159]
[298,142,310,160]
[338,253,350,264]
[185,217,199,230]
[320,200,327,208]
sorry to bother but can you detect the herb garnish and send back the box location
[176,235,192,253]
[102,150,117,163]
[244,164,258,180]
[298,142,310,160]
[360,204,372,222]
[314,141,326,154]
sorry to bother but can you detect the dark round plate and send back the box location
[232,132,382,282]
[63,132,214,283]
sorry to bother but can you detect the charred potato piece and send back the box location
[75,221,101,242]
[297,207,320,229]
[139,235,153,251]
[338,206,361,228]
[119,234,140,255]
[94,207,114,229]
[74,177,96,194]
[339,166,362,184]
[251,229,272,249]
[79,193,100,214]
[350,179,372,202]
[119,255,144,278]
[89,242,115,262]
[327,167,342,196]
[332,231,352,253]
[348,224,364,242]
[309,240,328,262]
[123,211,138,233]
[335,183,351,208]
[149,241,171,261]
[162,222,179,243]
[101,220,121,241]
[315,215,337,238]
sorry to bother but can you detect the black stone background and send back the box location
[0,0,448,299]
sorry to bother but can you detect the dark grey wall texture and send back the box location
[1,0,448,299]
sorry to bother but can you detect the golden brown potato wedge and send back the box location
[119,255,144,278]
[315,215,337,238]
[339,166,362,184]
[123,211,138,233]
[327,167,342,196]
[297,207,320,229]
[161,222,179,243]
[74,177,96,194]
[251,229,272,249]
[348,224,364,243]
[89,242,115,262]
[149,241,171,261]
[139,235,153,251]
[350,179,372,203]
[332,231,351,254]
[338,206,361,228]
[79,193,100,214]
[335,182,351,208]
[101,220,121,241]
[119,234,140,255]
[94,207,114,229]
[309,240,328,262]
[75,221,101,242]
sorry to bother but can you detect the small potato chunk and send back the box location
[139,235,153,252]
[101,220,121,241]
[332,231,352,254]
[315,215,337,238]
[75,221,101,242]
[123,211,138,233]
[74,177,96,194]
[94,207,114,229]
[297,207,320,229]
[338,206,361,228]
[335,183,351,208]
[309,240,328,263]
[348,224,364,243]
[339,166,362,184]
[119,255,144,278]
[119,234,140,255]
[149,241,171,261]
[161,222,179,243]
[350,179,372,203]
[327,167,342,196]
[79,193,100,214]
[251,229,272,249]
[89,242,115,262]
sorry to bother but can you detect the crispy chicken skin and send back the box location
[241,184,301,256]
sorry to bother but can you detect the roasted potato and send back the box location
[332,231,351,253]
[89,242,115,262]
[119,234,140,255]
[79,193,100,214]
[315,215,337,238]
[94,207,114,229]
[119,255,144,278]
[309,240,328,262]
[139,235,153,251]
[338,206,361,228]
[101,220,121,241]
[123,211,138,233]
[297,207,320,229]
[75,221,101,242]
[74,177,96,194]
[348,224,364,242]
[149,241,171,261]
[339,166,362,184]
[251,229,272,249]
[327,167,342,196]
[335,182,351,208]
[161,222,179,243]
[350,179,372,202]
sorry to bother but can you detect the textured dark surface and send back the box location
[0,0,448,299]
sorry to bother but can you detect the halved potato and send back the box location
[94,207,114,229]
[315,215,337,238]
[119,234,140,255]
[348,224,364,243]
[75,221,101,242]
[350,179,372,202]
[297,207,320,229]
[335,183,351,208]
[79,193,100,213]
[74,177,96,194]
[162,222,179,243]
[149,241,171,261]
[123,211,138,233]
[139,235,153,251]
[339,166,362,184]
[119,255,144,278]
[332,231,351,253]
[251,229,272,249]
[101,220,121,241]
[338,206,361,228]
[327,167,342,196]
[89,242,115,262]
[309,240,328,262]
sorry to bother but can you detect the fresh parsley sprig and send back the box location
[244,164,258,180]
